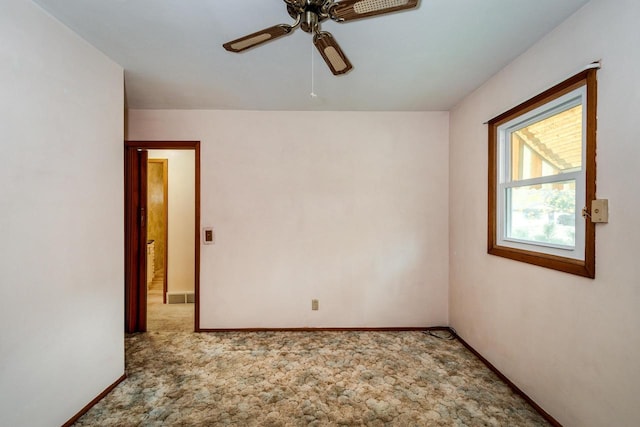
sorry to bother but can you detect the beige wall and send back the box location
[129,110,450,328]
[449,0,640,425]
[0,1,124,425]
[149,150,195,293]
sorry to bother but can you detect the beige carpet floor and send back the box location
[147,270,194,332]
[72,329,549,426]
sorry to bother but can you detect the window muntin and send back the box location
[487,68,597,278]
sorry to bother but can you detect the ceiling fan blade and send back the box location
[313,32,353,76]
[330,0,419,21]
[223,24,293,53]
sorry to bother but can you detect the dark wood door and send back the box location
[125,148,148,333]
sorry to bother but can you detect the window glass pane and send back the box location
[510,105,582,181]
[507,180,576,247]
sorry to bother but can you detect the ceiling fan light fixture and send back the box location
[313,32,352,75]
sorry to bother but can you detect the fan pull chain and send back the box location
[310,42,317,98]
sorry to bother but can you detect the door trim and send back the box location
[124,141,201,332]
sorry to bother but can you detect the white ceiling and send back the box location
[33,0,590,111]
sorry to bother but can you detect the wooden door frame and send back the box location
[124,147,148,332]
[124,141,201,332]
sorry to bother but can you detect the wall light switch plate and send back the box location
[203,227,215,244]
[312,299,319,311]
[591,199,608,223]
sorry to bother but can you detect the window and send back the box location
[488,69,597,278]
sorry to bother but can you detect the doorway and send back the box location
[147,159,168,304]
[124,141,201,333]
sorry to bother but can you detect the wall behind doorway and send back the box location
[148,150,195,294]
[128,111,450,329]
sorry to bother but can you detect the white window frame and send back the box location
[496,87,586,260]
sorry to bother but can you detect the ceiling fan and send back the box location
[223,0,419,76]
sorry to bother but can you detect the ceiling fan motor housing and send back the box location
[301,11,320,33]
[288,0,330,31]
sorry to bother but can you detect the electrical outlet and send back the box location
[311,299,319,311]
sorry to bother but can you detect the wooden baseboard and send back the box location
[451,330,562,427]
[62,374,126,427]
[197,326,444,333]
